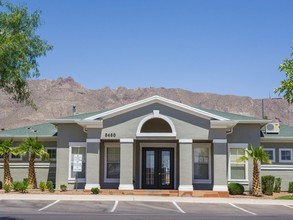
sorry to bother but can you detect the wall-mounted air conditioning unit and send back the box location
[265,123,280,134]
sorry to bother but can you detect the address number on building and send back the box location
[105,133,116,138]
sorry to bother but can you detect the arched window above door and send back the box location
[136,110,176,137]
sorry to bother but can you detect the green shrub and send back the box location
[39,181,47,192]
[13,181,29,193]
[228,183,244,195]
[0,181,2,189]
[46,181,55,193]
[91,187,100,194]
[274,178,282,193]
[60,184,67,192]
[4,184,11,193]
[12,181,22,191]
[261,175,275,195]
[289,182,293,193]
[19,181,29,193]
[23,178,29,185]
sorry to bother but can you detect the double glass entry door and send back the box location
[142,148,174,189]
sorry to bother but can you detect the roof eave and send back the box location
[0,136,57,141]
[237,120,272,126]
[84,96,229,121]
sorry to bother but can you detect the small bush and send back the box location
[274,178,282,193]
[39,181,47,192]
[0,181,2,189]
[91,187,100,194]
[46,181,55,193]
[12,181,22,191]
[228,183,244,195]
[60,184,67,192]
[19,181,29,193]
[289,182,293,193]
[262,175,275,195]
[13,181,29,193]
[4,184,11,193]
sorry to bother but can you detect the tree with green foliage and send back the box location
[275,46,293,103]
[16,137,49,189]
[0,1,53,108]
[0,139,14,186]
[239,144,271,196]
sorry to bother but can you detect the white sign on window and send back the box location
[73,154,82,172]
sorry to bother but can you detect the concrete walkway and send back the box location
[1,193,293,205]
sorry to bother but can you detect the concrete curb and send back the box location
[1,194,293,205]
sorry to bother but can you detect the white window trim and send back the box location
[264,148,275,163]
[46,147,57,161]
[68,142,87,183]
[104,142,120,183]
[279,148,293,163]
[228,143,249,182]
[192,143,211,184]
[9,154,22,161]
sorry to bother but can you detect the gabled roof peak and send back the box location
[85,95,229,121]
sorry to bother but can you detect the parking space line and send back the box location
[172,201,185,214]
[229,203,256,215]
[284,205,293,209]
[110,200,119,213]
[38,200,60,212]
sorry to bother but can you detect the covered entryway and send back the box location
[142,147,174,189]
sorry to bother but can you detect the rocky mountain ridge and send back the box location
[0,77,291,130]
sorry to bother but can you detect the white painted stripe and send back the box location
[284,205,293,209]
[172,201,185,214]
[110,200,119,213]
[38,200,60,212]
[229,203,256,215]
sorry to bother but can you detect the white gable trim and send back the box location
[85,96,229,121]
[136,110,177,137]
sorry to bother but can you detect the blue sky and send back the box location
[8,0,293,98]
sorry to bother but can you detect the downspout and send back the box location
[226,122,238,135]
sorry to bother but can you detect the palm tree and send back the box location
[16,137,49,189]
[0,140,14,186]
[239,144,271,196]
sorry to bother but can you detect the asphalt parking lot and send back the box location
[0,200,292,220]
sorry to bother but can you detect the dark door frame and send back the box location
[142,147,174,189]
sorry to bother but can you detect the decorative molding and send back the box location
[261,164,293,170]
[118,184,134,190]
[0,163,55,168]
[213,185,228,191]
[84,96,229,121]
[86,139,101,143]
[213,139,227,144]
[136,111,177,138]
[120,139,134,143]
[179,139,193,144]
[178,185,194,191]
[69,142,87,147]
[84,184,101,190]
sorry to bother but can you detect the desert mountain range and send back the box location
[0,77,292,130]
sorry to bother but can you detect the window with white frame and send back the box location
[193,143,211,183]
[69,143,86,182]
[228,143,248,181]
[104,143,120,182]
[9,154,22,161]
[47,148,56,161]
[279,149,293,162]
[264,148,275,163]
